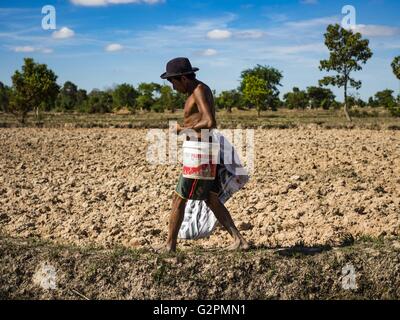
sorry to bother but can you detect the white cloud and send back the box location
[123,13,400,79]
[235,30,265,39]
[141,0,164,3]
[261,43,327,55]
[285,16,339,28]
[207,29,232,40]
[14,46,35,52]
[157,14,236,42]
[372,42,400,50]
[200,49,217,56]
[42,48,54,54]
[14,46,53,53]
[52,27,75,39]
[70,0,164,6]
[105,43,124,52]
[265,13,289,23]
[353,24,400,37]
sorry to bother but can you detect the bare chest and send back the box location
[183,95,199,118]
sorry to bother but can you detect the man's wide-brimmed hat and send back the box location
[160,57,199,79]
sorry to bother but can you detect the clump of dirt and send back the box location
[1,236,399,299]
[0,128,398,251]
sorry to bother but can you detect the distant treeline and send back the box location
[0,24,399,123]
[0,59,398,123]
[0,58,399,125]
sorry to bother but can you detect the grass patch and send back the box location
[109,245,145,261]
[152,260,171,285]
[357,235,386,246]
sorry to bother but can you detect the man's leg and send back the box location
[164,192,187,252]
[205,192,249,250]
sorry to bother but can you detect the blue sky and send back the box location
[0,0,399,100]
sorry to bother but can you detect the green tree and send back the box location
[112,83,138,112]
[56,81,78,112]
[240,65,282,93]
[242,75,270,117]
[171,92,186,110]
[356,98,366,108]
[86,90,113,113]
[392,56,400,80]
[240,64,283,111]
[392,56,400,113]
[155,85,187,113]
[307,86,336,109]
[10,58,59,124]
[76,89,88,112]
[373,89,396,109]
[136,82,160,111]
[368,96,378,108]
[0,82,11,113]
[157,85,174,113]
[377,89,400,117]
[215,90,242,113]
[319,24,373,122]
[330,100,342,110]
[283,87,309,109]
[346,95,357,109]
[136,94,153,112]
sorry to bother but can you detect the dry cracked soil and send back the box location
[0,127,399,299]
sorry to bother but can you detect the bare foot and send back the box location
[153,243,176,254]
[226,239,250,251]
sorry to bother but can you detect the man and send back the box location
[159,57,249,253]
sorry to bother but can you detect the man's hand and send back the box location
[176,123,194,134]
[176,123,183,134]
